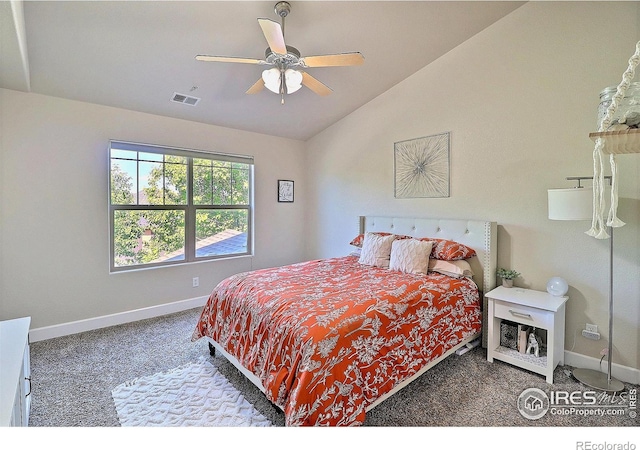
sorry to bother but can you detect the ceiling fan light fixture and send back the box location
[284,68,302,93]
[262,67,302,95]
[197,1,363,103]
[262,67,281,93]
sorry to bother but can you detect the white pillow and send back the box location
[428,259,474,278]
[358,232,396,268]
[389,239,433,274]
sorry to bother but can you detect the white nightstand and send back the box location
[486,286,567,383]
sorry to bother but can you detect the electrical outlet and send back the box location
[582,329,601,340]
[192,277,199,288]
[586,323,598,333]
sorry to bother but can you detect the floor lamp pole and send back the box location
[573,226,625,392]
[607,226,614,385]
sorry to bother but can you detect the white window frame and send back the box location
[108,140,253,272]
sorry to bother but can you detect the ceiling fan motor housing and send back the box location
[274,2,291,18]
[265,45,301,67]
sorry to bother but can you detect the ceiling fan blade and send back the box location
[246,78,265,94]
[301,52,365,68]
[258,18,287,55]
[196,55,265,65]
[301,72,332,96]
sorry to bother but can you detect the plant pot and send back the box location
[502,279,513,288]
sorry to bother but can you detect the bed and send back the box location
[192,216,497,426]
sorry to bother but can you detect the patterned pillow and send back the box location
[389,239,433,274]
[358,233,396,268]
[419,238,476,261]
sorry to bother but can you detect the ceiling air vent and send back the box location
[171,92,200,106]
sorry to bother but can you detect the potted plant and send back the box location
[497,268,520,288]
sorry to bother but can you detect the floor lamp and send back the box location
[548,177,625,392]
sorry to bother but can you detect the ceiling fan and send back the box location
[196,1,364,104]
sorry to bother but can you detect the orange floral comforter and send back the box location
[192,256,481,426]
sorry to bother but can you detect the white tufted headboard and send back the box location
[359,216,497,294]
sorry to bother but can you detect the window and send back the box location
[109,140,253,271]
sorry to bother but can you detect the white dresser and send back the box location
[0,317,32,426]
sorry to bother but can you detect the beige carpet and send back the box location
[29,307,638,429]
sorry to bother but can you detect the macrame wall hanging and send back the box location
[587,40,640,239]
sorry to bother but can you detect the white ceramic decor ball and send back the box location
[547,277,569,296]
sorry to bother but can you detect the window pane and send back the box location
[231,166,250,204]
[166,155,187,165]
[193,160,212,205]
[138,152,163,162]
[212,166,231,204]
[195,209,248,257]
[140,161,163,205]
[111,149,137,160]
[110,159,137,205]
[139,159,188,206]
[113,210,185,267]
[164,160,188,205]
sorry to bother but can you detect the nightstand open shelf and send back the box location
[494,345,547,370]
[486,286,567,383]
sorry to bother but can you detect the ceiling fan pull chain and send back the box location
[280,67,286,104]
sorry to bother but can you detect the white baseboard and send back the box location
[564,350,640,386]
[29,296,209,343]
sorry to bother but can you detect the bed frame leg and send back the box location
[208,342,216,356]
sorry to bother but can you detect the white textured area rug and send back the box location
[112,359,272,427]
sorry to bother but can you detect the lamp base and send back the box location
[572,368,625,392]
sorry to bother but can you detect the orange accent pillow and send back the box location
[421,238,476,261]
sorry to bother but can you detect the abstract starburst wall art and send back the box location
[394,132,450,198]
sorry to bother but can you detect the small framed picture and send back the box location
[278,180,294,202]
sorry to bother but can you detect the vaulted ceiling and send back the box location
[1,1,525,141]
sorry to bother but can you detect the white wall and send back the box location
[0,89,307,329]
[305,2,640,371]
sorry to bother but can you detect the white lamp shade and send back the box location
[284,69,302,93]
[262,68,281,94]
[548,187,592,221]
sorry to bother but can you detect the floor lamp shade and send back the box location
[548,187,593,221]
